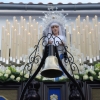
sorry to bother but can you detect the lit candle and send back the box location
[10,26,14,58]
[24,29,27,55]
[35,22,38,45]
[23,19,26,28]
[29,16,32,26]
[86,16,89,25]
[95,15,98,25]
[72,29,76,47]
[82,29,86,57]
[88,32,92,58]
[67,32,70,52]
[98,22,100,32]
[30,25,34,47]
[27,23,30,33]
[77,15,80,26]
[71,22,74,32]
[20,26,24,56]
[1,26,5,58]
[92,18,95,28]
[85,26,89,56]
[6,31,10,62]
[91,29,95,57]
[39,25,43,56]
[13,29,17,59]
[8,22,10,35]
[15,20,18,30]
[6,19,9,30]
[91,29,96,57]
[33,19,36,29]
[13,16,16,27]
[75,18,78,26]
[83,19,86,29]
[16,33,20,59]
[27,32,31,49]
[95,25,99,56]
[77,32,81,52]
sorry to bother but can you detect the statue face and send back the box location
[51,25,59,36]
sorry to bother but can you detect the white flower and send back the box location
[5,69,11,74]
[85,70,89,74]
[10,75,15,79]
[59,76,66,80]
[74,75,79,79]
[16,68,20,73]
[20,71,24,75]
[24,73,29,78]
[98,72,100,75]
[98,75,100,79]
[89,70,96,75]
[89,76,93,81]
[4,74,8,78]
[42,77,54,81]
[83,74,88,80]
[36,74,41,79]
[95,68,99,70]
[16,77,20,82]
[0,73,3,76]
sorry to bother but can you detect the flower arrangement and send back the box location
[1,46,100,83]
[0,66,29,83]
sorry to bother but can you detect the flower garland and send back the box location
[0,66,29,83]
[1,46,100,83]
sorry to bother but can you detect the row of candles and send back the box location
[66,15,100,64]
[1,15,100,66]
[0,16,43,66]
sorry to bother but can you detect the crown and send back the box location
[50,94,58,100]
[40,11,68,30]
